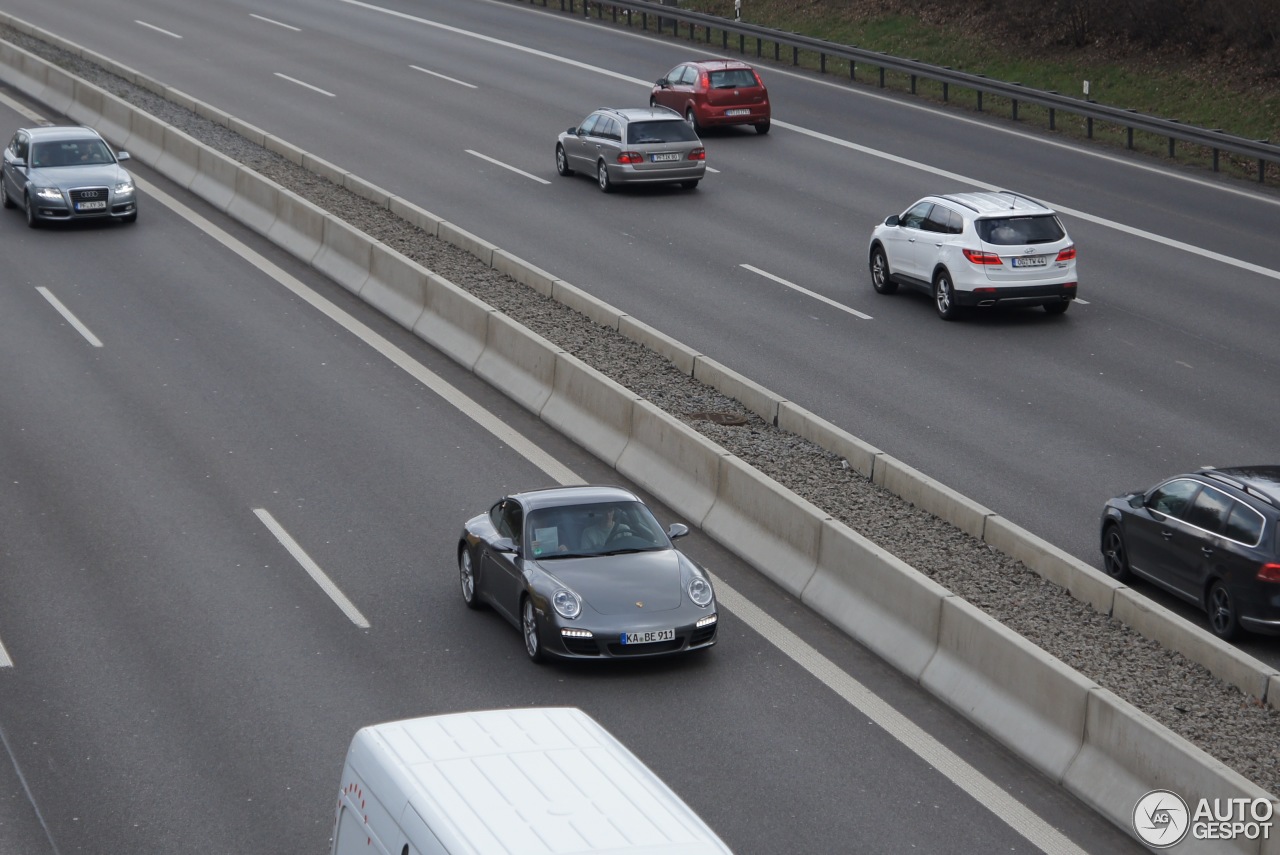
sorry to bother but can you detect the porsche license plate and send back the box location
[1012,255,1047,268]
[622,628,674,645]
[650,153,680,162]
[76,201,107,211]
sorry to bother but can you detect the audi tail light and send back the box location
[688,148,706,161]
[1258,563,1280,583]
[1056,245,1077,261]
[963,249,1003,265]
[616,151,644,165]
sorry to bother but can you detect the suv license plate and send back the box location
[76,201,107,211]
[622,628,674,645]
[1012,255,1047,267]
[650,153,680,162]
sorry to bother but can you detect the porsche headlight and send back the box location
[687,576,713,607]
[114,180,135,196]
[35,187,62,200]
[551,589,581,619]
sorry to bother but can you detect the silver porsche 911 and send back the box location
[458,485,719,662]
[2,125,138,227]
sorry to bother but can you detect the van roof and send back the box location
[349,707,732,854]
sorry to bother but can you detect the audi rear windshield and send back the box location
[627,121,700,145]
[977,215,1066,245]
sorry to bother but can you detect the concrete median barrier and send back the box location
[39,59,73,115]
[158,126,201,189]
[66,79,103,130]
[983,515,1121,614]
[801,518,947,679]
[551,280,624,331]
[702,456,827,597]
[313,215,373,296]
[94,90,134,154]
[619,316,700,376]
[227,165,278,238]
[439,221,497,267]
[414,271,493,370]
[493,251,557,299]
[872,454,993,539]
[540,352,638,467]
[123,106,167,168]
[777,402,880,479]
[360,244,428,330]
[190,145,238,212]
[692,356,783,426]
[920,596,1092,781]
[1113,588,1278,704]
[616,400,725,526]
[343,172,391,209]
[267,191,327,265]
[1064,687,1277,855]
[389,196,443,238]
[473,313,558,415]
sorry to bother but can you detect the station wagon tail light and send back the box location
[688,148,706,161]
[1258,563,1280,583]
[962,249,1003,265]
[616,151,644,165]
[1056,245,1077,261]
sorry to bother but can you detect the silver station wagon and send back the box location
[2,125,138,227]
[556,107,706,193]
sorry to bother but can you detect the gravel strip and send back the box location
[6,25,1277,796]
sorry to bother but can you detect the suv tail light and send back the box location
[1056,245,1077,261]
[688,148,706,161]
[962,249,1003,265]
[1258,563,1280,583]
[616,151,644,165]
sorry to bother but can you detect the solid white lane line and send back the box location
[250,13,301,31]
[135,175,582,487]
[135,20,182,39]
[253,509,370,628]
[0,635,11,668]
[273,73,335,97]
[340,0,1280,284]
[711,575,1088,855]
[466,150,551,184]
[409,65,477,89]
[741,263,873,320]
[36,287,103,347]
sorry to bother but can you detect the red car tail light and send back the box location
[962,249,1003,265]
[688,148,706,161]
[752,70,765,87]
[616,151,644,165]
[1057,245,1077,261]
[696,72,710,92]
[1258,563,1280,583]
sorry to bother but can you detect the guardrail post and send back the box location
[910,73,916,94]
[1012,99,1018,120]
[850,59,856,81]
[1258,142,1269,182]
[757,37,762,57]
[879,66,885,88]
[775,42,780,60]
[821,53,826,74]
[1127,126,1134,149]
[792,45,798,65]
[722,30,727,48]
[739,33,744,53]
[977,90,983,111]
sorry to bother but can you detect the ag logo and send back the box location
[1133,789,1190,848]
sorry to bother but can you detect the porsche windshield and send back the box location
[526,501,669,558]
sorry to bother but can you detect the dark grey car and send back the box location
[2,125,137,227]
[555,107,706,193]
[458,485,719,662]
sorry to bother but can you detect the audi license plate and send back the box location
[621,628,674,645]
[1012,255,1047,268]
[650,153,680,162]
[725,108,751,116]
[76,201,107,211]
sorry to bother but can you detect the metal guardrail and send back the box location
[516,0,1280,183]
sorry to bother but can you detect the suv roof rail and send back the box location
[939,195,980,213]
[996,190,1045,209]
[1201,470,1278,507]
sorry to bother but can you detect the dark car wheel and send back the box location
[1206,581,1240,640]
[522,596,545,663]
[24,193,40,229]
[1044,300,1070,315]
[596,160,613,194]
[685,107,702,133]
[681,180,700,190]
[934,270,960,320]
[459,547,480,610]
[1101,525,1133,582]
[120,211,138,225]
[754,120,770,134]
[1,183,13,209]
[555,143,573,177]
[870,246,897,294]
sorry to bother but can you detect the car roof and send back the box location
[686,59,756,71]
[512,484,641,510]
[597,106,684,122]
[931,191,1056,218]
[1199,466,1280,506]
[20,125,106,142]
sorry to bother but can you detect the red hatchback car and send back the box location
[650,60,771,135]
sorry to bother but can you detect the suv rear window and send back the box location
[977,215,1065,245]
[709,69,758,89]
[627,121,699,144]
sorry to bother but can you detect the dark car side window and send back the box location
[1183,486,1233,534]
[578,115,600,136]
[924,205,953,234]
[490,500,523,545]
[901,202,932,230]
[1145,479,1200,518]
[1222,502,1265,546]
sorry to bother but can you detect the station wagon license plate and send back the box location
[725,108,751,116]
[621,628,674,645]
[1012,255,1048,267]
[75,201,107,211]
[650,153,680,162]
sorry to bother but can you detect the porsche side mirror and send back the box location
[667,523,689,540]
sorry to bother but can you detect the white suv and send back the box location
[867,191,1077,320]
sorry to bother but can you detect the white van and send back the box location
[330,707,733,855]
